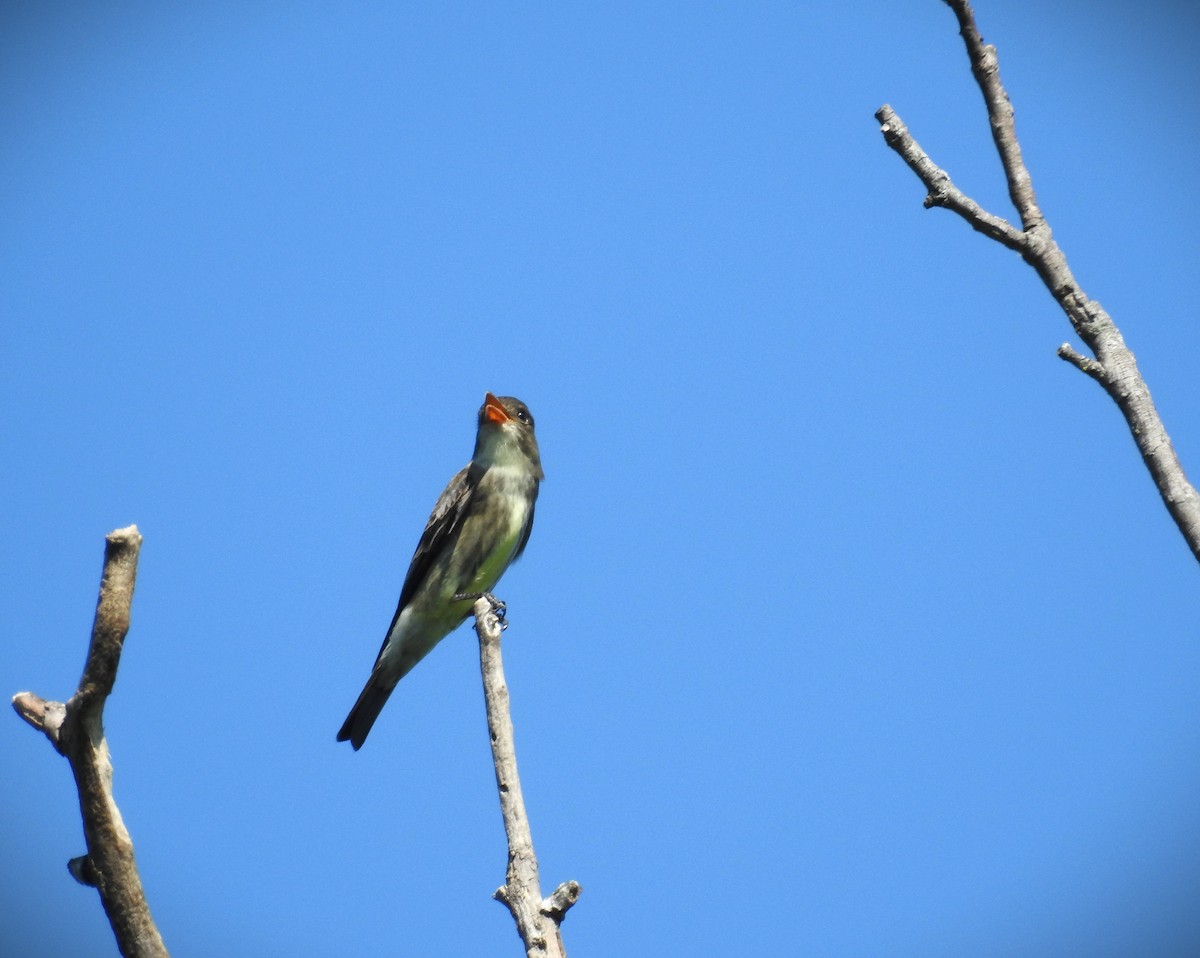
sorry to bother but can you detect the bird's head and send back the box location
[475,392,543,478]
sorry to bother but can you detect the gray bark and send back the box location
[13,525,169,958]
[876,0,1200,563]
[471,597,580,958]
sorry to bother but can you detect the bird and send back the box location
[337,392,543,750]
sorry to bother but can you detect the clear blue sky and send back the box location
[4,2,1200,955]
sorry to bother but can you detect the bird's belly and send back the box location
[410,488,529,621]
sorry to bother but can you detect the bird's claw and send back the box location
[484,592,508,628]
[456,591,507,628]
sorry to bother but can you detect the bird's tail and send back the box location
[336,669,397,750]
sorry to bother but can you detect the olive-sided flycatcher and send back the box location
[337,393,542,750]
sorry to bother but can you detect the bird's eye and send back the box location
[516,410,529,423]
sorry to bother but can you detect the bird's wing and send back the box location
[372,462,478,666]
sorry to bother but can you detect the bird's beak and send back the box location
[483,392,510,424]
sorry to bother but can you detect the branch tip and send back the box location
[542,881,583,922]
[13,692,67,749]
[106,523,142,543]
[13,691,47,727]
[1057,344,1106,382]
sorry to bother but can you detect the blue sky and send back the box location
[4,2,1200,955]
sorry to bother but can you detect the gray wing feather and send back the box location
[371,462,478,665]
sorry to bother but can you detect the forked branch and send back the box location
[12,525,168,958]
[471,597,581,958]
[876,0,1200,563]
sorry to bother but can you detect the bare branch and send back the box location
[12,525,169,958]
[875,105,1027,252]
[878,1,1200,563]
[1056,344,1106,383]
[944,0,1044,230]
[472,597,579,957]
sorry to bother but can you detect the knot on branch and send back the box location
[977,45,1000,79]
[68,855,100,887]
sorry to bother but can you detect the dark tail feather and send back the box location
[337,670,397,750]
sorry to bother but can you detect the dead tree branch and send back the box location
[876,0,1200,563]
[12,525,168,958]
[471,597,581,958]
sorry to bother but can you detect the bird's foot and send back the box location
[456,591,508,628]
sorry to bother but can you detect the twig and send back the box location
[877,0,1200,563]
[12,525,168,958]
[1056,343,1106,383]
[875,106,1027,252]
[472,597,580,958]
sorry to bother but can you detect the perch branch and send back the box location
[471,597,579,958]
[877,0,1200,563]
[12,525,168,958]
